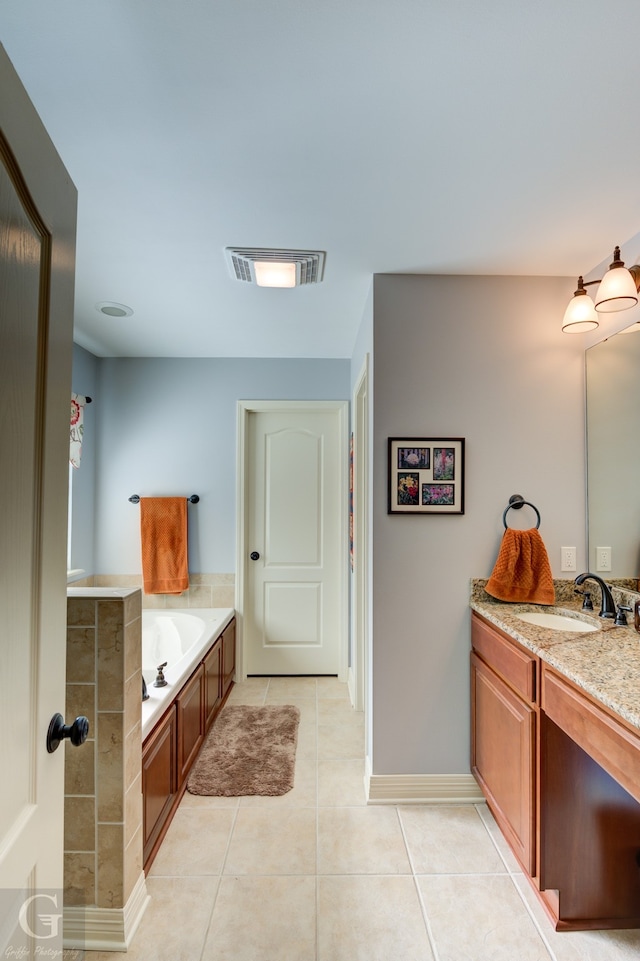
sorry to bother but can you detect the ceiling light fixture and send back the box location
[224,248,326,287]
[95,301,134,318]
[562,247,640,333]
[254,261,297,288]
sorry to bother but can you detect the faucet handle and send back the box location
[574,589,593,611]
[615,605,632,626]
[154,662,168,688]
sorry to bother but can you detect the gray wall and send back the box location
[93,357,350,574]
[69,344,98,575]
[371,274,587,775]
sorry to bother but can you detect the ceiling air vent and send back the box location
[224,247,326,286]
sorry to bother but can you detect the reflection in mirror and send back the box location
[586,326,640,578]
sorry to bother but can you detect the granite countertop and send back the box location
[470,582,640,733]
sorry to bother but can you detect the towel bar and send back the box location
[503,494,540,530]
[129,494,200,504]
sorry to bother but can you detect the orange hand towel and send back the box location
[485,528,555,605]
[140,497,189,595]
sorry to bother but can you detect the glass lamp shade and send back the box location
[594,265,639,313]
[254,261,297,287]
[562,291,599,333]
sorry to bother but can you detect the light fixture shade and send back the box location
[254,261,297,288]
[562,291,599,333]
[594,248,639,313]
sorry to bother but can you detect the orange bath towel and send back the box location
[485,528,555,605]
[140,497,189,595]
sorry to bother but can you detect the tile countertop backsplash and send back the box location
[470,579,640,733]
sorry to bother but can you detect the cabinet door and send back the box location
[471,652,536,874]
[204,637,223,730]
[177,664,205,785]
[222,619,236,697]
[142,705,177,866]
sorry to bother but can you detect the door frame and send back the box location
[349,355,369,714]
[236,399,349,682]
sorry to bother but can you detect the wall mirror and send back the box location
[586,326,640,578]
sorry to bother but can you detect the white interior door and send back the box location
[241,402,347,676]
[0,45,76,953]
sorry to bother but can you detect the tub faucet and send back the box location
[574,573,616,619]
[154,662,168,687]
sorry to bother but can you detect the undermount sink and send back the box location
[514,611,599,633]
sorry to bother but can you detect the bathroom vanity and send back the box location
[142,616,236,870]
[471,598,640,931]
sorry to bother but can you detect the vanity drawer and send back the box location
[472,613,537,703]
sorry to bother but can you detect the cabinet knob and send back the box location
[250,551,260,561]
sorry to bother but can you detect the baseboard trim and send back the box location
[63,871,149,952]
[365,766,484,805]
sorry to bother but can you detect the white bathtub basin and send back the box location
[142,611,205,674]
[141,608,234,739]
[514,611,598,633]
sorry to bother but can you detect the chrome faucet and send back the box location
[574,572,617,619]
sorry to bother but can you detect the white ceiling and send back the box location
[4,1,640,358]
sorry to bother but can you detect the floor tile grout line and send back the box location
[395,805,442,961]
[473,801,521,875]
[216,799,241,880]
[472,804,559,961]
[507,874,559,961]
[197,876,224,961]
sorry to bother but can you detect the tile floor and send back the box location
[85,677,640,961]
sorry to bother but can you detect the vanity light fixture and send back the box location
[562,247,640,333]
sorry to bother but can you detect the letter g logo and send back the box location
[18,893,63,940]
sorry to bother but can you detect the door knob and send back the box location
[47,713,90,753]
[250,551,260,560]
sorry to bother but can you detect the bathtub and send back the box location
[141,607,234,739]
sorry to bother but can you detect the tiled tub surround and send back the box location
[71,573,236,610]
[471,578,640,930]
[65,588,149,952]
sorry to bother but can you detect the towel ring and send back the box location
[503,494,540,530]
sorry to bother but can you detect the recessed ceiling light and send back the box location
[95,301,134,318]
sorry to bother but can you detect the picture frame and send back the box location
[388,437,465,514]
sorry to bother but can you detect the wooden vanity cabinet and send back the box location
[176,663,205,786]
[539,666,640,929]
[471,612,538,874]
[472,610,640,930]
[222,618,236,699]
[142,704,177,867]
[204,637,223,731]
